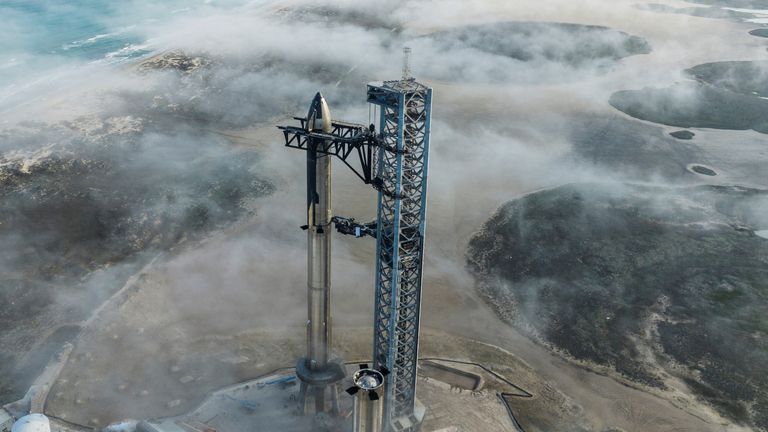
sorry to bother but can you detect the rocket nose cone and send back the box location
[307,93,323,117]
[307,92,332,133]
[310,92,325,112]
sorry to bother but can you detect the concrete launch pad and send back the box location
[138,373,335,432]
[39,319,729,432]
[128,350,543,432]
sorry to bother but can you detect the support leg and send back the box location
[298,381,308,413]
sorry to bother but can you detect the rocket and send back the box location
[294,93,345,415]
[305,92,332,372]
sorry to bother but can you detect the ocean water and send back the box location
[1,1,146,61]
[0,0,259,64]
[0,0,256,114]
[0,0,158,82]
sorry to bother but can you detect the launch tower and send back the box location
[367,74,432,432]
[279,49,432,431]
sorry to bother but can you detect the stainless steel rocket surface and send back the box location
[305,92,333,371]
[291,92,345,416]
[352,369,385,432]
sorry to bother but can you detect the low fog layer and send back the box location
[611,60,768,134]
[0,109,274,401]
[689,0,768,7]
[0,0,659,406]
[409,22,650,84]
[637,4,758,20]
[1,0,768,430]
[567,114,703,180]
[688,61,768,97]
[467,183,768,430]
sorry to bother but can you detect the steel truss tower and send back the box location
[368,78,432,432]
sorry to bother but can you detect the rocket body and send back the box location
[295,92,344,415]
[305,93,333,371]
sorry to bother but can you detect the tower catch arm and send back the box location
[279,120,379,185]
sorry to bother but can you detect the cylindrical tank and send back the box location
[295,92,345,416]
[306,92,333,372]
[353,369,384,432]
[11,414,50,432]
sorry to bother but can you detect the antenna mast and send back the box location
[402,47,412,81]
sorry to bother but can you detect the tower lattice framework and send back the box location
[368,78,432,431]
